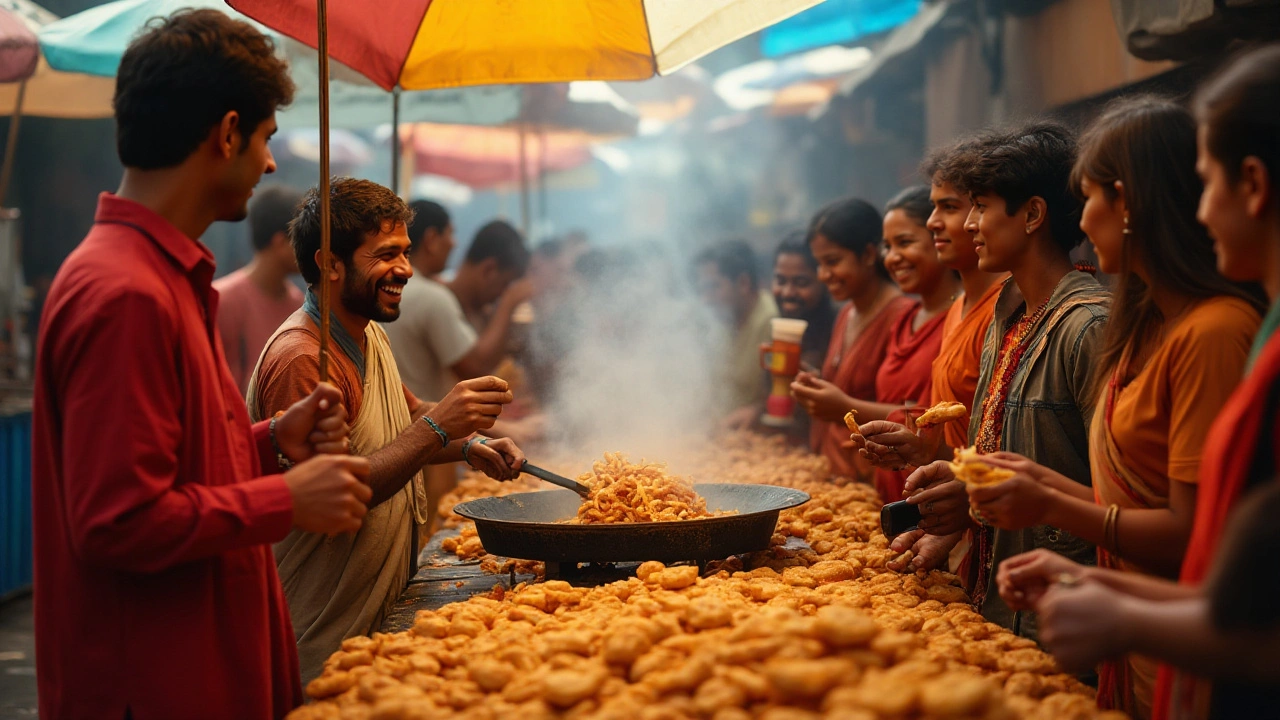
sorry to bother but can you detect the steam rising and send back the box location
[537,242,729,468]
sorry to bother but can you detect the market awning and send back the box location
[835,0,957,98]
[761,0,922,57]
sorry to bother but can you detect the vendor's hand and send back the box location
[1037,578,1135,674]
[967,474,1055,531]
[997,548,1087,611]
[720,404,761,433]
[905,475,970,535]
[285,454,372,534]
[466,437,526,481]
[275,382,350,462]
[887,529,963,573]
[428,376,513,440]
[790,372,854,422]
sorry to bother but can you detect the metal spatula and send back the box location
[522,462,591,498]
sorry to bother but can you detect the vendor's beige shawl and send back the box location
[247,321,427,687]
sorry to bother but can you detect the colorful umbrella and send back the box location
[0,0,38,83]
[225,0,828,91]
[35,0,523,129]
[401,123,594,189]
[224,0,828,382]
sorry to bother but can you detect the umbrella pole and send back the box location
[537,129,547,227]
[0,79,27,209]
[316,0,332,383]
[391,88,401,196]
[518,122,530,238]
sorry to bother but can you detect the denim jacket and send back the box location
[968,271,1110,639]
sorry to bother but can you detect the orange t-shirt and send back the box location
[1105,295,1260,492]
[928,278,1006,449]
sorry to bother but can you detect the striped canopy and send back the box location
[225,0,826,91]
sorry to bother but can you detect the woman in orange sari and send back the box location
[964,96,1263,718]
[791,197,912,481]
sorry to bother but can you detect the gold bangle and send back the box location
[1110,506,1122,557]
[1101,504,1120,555]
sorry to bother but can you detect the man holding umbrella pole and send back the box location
[250,176,527,687]
[31,10,372,720]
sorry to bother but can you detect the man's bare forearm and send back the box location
[364,419,445,507]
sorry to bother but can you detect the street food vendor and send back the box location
[248,177,527,685]
[31,10,372,719]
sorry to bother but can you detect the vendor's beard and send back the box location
[343,274,400,323]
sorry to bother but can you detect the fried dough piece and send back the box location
[948,446,1016,486]
[843,410,863,443]
[915,401,968,428]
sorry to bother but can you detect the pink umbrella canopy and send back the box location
[401,123,592,189]
[0,2,38,83]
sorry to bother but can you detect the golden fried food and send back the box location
[843,409,860,434]
[915,401,968,428]
[315,432,1123,720]
[573,453,718,524]
[949,446,1017,486]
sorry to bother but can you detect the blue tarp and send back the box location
[762,0,922,57]
[0,411,32,598]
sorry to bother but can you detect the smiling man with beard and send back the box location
[247,177,528,685]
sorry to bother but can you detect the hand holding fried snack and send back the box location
[948,446,1017,487]
[843,409,861,438]
[915,401,968,428]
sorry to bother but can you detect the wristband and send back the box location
[462,436,479,467]
[422,416,449,447]
[270,412,294,470]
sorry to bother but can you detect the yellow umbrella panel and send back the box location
[227,0,827,91]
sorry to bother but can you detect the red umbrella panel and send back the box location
[0,3,38,83]
[402,124,593,189]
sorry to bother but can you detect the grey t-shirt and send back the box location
[383,275,477,401]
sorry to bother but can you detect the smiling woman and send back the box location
[794,197,912,483]
[867,186,963,501]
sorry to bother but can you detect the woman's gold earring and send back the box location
[1122,213,1132,235]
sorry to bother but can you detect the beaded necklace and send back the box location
[970,295,1052,610]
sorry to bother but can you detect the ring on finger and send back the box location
[969,506,990,526]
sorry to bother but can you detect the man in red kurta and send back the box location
[31,10,372,719]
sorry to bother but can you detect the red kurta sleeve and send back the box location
[54,288,293,574]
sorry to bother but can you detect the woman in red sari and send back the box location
[992,45,1280,720]
[873,187,962,500]
[792,197,912,482]
[793,190,959,496]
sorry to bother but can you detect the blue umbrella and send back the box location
[35,0,522,130]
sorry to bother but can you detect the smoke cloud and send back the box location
[534,240,731,469]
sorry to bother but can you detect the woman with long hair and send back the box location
[791,197,913,481]
[977,96,1264,717]
[869,186,963,500]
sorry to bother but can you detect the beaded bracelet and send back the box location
[269,411,294,470]
[421,416,448,447]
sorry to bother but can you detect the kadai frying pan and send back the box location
[452,483,810,564]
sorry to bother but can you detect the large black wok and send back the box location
[453,483,809,565]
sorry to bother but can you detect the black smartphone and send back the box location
[880,500,922,538]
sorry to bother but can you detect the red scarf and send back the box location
[1152,332,1280,719]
